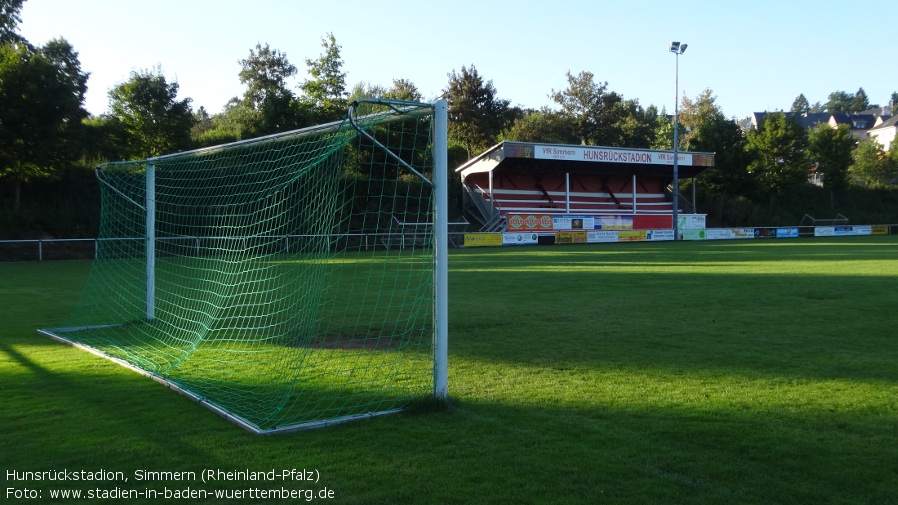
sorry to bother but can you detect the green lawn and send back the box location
[1,236,897,504]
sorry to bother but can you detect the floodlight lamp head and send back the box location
[669,41,680,53]
[680,43,688,53]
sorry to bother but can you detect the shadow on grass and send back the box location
[447,240,898,386]
[1,238,896,504]
[309,398,898,505]
[3,350,895,505]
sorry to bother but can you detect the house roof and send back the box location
[794,113,832,128]
[830,114,878,130]
[858,106,892,118]
[869,115,898,131]
[750,111,830,128]
[748,111,892,132]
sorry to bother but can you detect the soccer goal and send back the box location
[39,99,448,434]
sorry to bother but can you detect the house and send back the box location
[867,115,898,151]
[829,113,878,139]
[745,107,894,151]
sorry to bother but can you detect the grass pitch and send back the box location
[1,236,897,504]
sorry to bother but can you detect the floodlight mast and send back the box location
[669,41,686,240]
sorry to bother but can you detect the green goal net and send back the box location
[39,100,448,433]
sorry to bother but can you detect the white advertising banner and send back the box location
[815,226,873,237]
[678,214,707,230]
[587,231,619,243]
[706,228,754,240]
[553,215,594,230]
[502,233,540,246]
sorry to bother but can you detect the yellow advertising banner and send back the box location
[463,233,503,247]
[872,225,889,235]
[618,230,648,242]
[554,231,588,244]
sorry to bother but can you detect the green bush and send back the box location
[0,165,99,239]
[698,184,898,227]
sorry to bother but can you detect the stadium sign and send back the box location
[534,145,710,166]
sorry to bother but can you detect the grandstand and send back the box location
[458,141,715,232]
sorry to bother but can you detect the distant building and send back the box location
[868,115,898,152]
[745,107,895,151]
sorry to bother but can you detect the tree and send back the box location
[502,107,578,144]
[0,38,88,211]
[549,71,607,145]
[549,71,650,147]
[107,67,195,159]
[347,81,386,102]
[877,143,897,185]
[610,98,655,148]
[239,43,296,106]
[300,32,348,123]
[236,43,305,135]
[444,64,512,157]
[346,78,422,112]
[199,97,252,145]
[791,94,810,115]
[590,89,630,146]
[655,89,725,154]
[807,123,854,191]
[690,113,753,197]
[889,92,898,112]
[850,138,896,189]
[385,78,422,102]
[679,89,723,150]
[81,115,126,165]
[0,0,24,44]
[202,43,309,142]
[191,106,213,139]
[745,112,809,200]
[851,87,873,112]
[824,91,855,113]
[650,113,678,151]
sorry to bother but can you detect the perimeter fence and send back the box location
[2,223,897,262]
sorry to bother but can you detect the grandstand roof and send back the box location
[456,141,716,180]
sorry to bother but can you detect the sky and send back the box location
[18,0,898,121]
